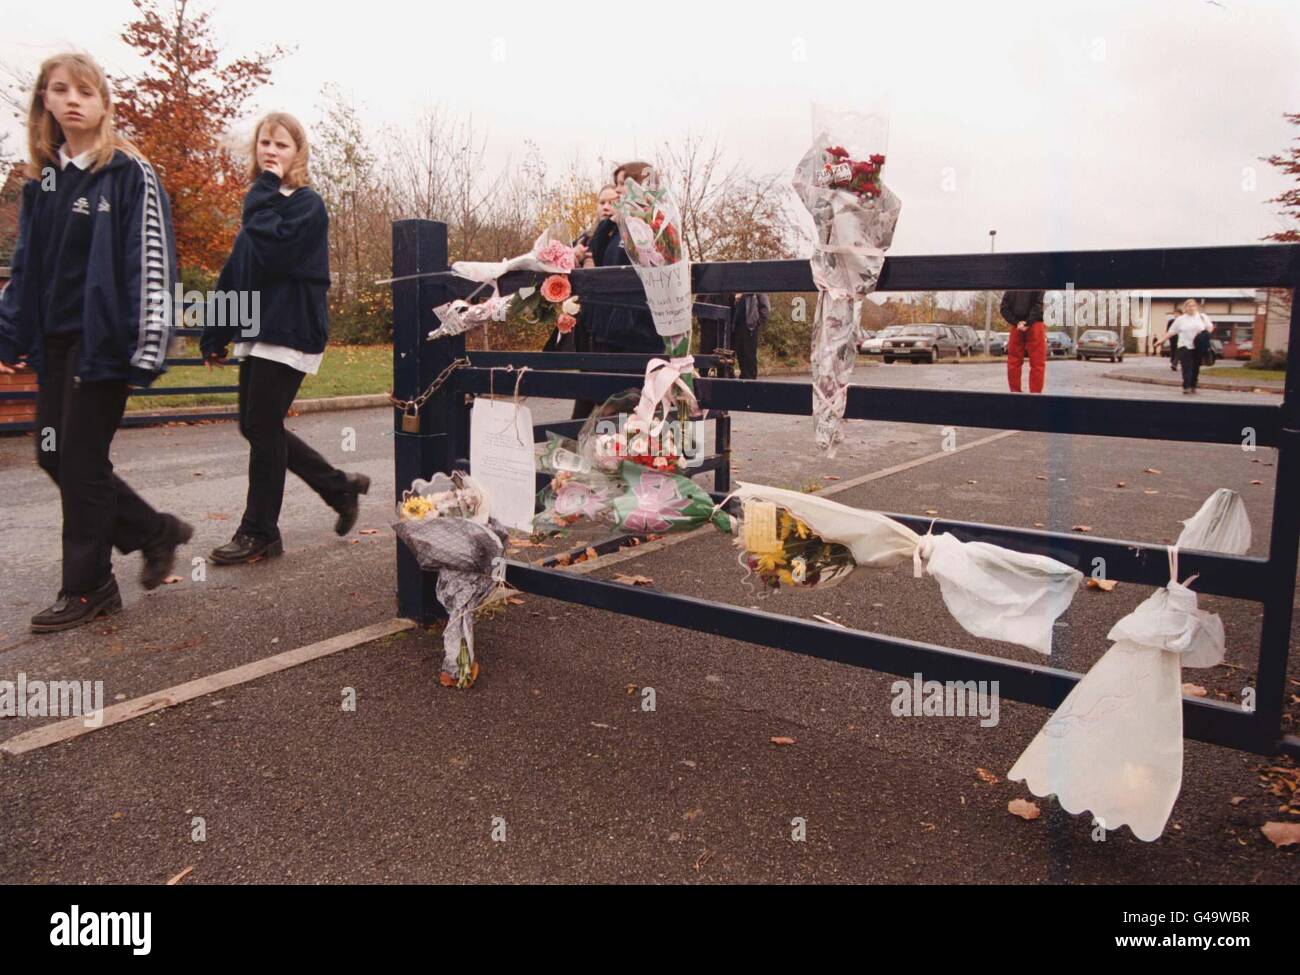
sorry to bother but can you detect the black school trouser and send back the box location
[36,334,166,595]
[732,323,760,380]
[1178,346,1201,389]
[236,355,348,542]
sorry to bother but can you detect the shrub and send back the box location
[1249,348,1288,371]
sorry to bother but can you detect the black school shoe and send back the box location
[141,514,195,590]
[332,473,371,536]
[209,532,284,566]
[30,578,122,633]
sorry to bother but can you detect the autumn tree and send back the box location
[1262,112,1300,243]
[112,0,286,271]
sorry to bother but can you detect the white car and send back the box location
[861,325,907,355]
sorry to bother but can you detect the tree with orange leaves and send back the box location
[112,0,286,272]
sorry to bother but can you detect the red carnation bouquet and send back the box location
[820,146,887,199]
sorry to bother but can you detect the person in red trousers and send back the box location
[1000,290,1047,393]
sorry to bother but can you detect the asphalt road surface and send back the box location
[0,357,1295,883]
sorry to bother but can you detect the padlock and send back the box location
[401,404,420,433]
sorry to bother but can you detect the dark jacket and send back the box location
[0,149,177,386]
[999,290,1045,328]
[732,293,771,331]
[585,219,661,353]
[201,171,330,358]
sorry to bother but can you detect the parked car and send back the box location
[1046,331,1075,358]
[1076,329,1124,362]
[856,329,877,353]
[881,324,964,363]
[951,325,981,355]
[1159,335,1222,366]
[989,333,1010,356]
[861,325,907,355]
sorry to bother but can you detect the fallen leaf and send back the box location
[1008,798,1041,821]
[1035,475,1047,481]
[585,546,599,562]
[1116,481,1127,488]
[1144,468,1162,475]
[975,767,999,784]
[625,683,637,696]
[165,865,194,886]
[1071,525,1092,533]
[612,573,654,586]
[1261,821,1300,847]
[920,822,937,832]
[1251,480,1263,485]
[1230,796,1246,806]
[162,575,183,585]
[506,597,524,606]
[824,474,841,481]
[192,471,203,477]
[967,479,978,484]
[1182,683,1208,697]
[1033,522,1045,528]
[1143,489,1160,495]
[925,509,939,516]
[358,528,379,535]
[770,736,797,746]
[556,553,571,566]
[682,807,704,822]
[1087,578,1118,592]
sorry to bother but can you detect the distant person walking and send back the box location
[1000,290,1047,393]
[730,292,770,380]
[1161,298,1214,394]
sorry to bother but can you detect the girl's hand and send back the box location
[0,357,28,375]
[204,353,227,371]
[262,158,283,178]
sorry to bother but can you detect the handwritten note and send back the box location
[634,261,692,336]
[470,398,536,532]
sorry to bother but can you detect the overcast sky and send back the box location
[2,0,1298,257]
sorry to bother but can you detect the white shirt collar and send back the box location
[57,144,94,171]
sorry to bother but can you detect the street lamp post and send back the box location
[982,229,997,353]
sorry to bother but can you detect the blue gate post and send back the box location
[392,219,458,623]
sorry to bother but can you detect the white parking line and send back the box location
[0,617,415,757]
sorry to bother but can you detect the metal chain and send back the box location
[389,356,470,412]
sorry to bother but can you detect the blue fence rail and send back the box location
[406,221,1296,758]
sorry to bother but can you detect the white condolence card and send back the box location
[470,397,536,532]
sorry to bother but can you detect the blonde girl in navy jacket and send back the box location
[0,52,192,633]
[200,112,368,565]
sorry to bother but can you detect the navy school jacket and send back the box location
[200,171,330,359]
[0,149,177,386]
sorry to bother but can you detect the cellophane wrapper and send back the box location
[792,107,901,456]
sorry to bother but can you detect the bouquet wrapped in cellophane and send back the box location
[613,171,693,360]
[792,105,902,456]
[428,225,577,342]
[734,500,856,590]
[534,376,729,538]
[394,472,509,688]
[729,482,1082,655]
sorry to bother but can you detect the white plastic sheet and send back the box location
[731,482,1082,654]
[1008,490,1249,841]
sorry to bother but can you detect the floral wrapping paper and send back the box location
[792,138,902,456]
